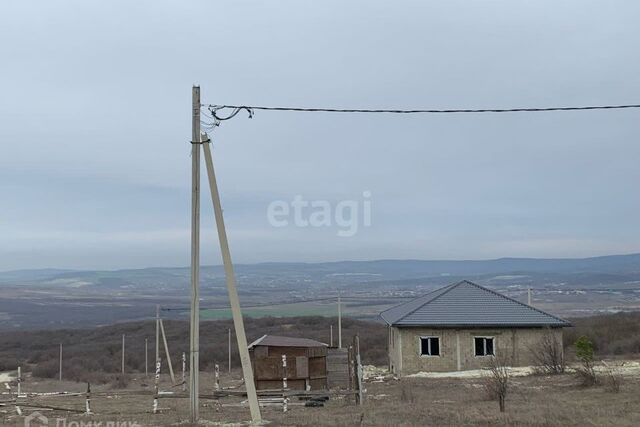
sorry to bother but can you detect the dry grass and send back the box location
[2,366,640,426]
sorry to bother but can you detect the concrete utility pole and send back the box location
[59,343,62,381]
[355,335,363,405]
[155,305,160,367]
[121,334,125,375]
[202,130,262,423]
[145,338,148,377]
[338,295,342,349]
[330,325,333,347]
[189,85,202,424]
[159,319,176,384]
[228,328,232,373]
[528,288,532,306]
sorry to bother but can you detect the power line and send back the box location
[205,103,640,117]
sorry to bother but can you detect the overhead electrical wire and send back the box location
[204,103,640,120]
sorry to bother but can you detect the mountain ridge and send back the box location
[2,252,640,285]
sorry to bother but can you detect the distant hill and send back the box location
[0,268,77,282]
[261,253,640,276]
[1,254,639,331]
[2,253,640,287]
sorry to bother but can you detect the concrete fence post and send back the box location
[182,352,187,392]
[282,355,288,390]
[85,382,92,415]
[215,363,220,391]
[153,358,161,414]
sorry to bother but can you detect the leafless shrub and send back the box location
[65,365,110,384]
[0,356,20,371]
[530,329,565,375]
[32,360,58,378]
[400,381,415,403]
[575,365,597,386]
[602,361,623,393]
[111,374,129,389]
[482,354,510,412]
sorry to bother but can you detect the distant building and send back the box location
[248,335,328,390]
[380,280,570,375]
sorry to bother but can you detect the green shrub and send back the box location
[574,336,597,386]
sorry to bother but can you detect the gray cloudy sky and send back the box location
[1,1,640,270]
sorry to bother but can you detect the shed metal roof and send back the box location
[248,335,328,349]
[380,280,570,327]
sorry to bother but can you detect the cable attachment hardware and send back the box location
[208,105,254,124]
[190,133,211,144]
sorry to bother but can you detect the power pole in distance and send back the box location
[330,325,333,347]
[145,338,148,377]
[121,334,125,375]
[338,295,342,349]
[59,343,63,381]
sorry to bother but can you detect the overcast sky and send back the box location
[1,1,639,270]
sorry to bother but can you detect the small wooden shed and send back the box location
[248,335,328,390]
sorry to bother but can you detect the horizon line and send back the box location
[2,251,639,274]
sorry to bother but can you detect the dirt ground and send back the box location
[2,364,640,426]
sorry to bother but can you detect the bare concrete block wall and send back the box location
[390,326,563,376]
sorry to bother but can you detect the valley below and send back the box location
[1,255,640,330]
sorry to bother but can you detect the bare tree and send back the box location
[483,354,510,412]
[530,328,565,374]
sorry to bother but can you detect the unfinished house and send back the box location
[381,280,570,376]
[248,335,328,390]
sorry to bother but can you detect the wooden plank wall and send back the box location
[326,348,350,389]
[252,347,329,390]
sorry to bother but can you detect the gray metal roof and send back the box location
[380,280,570,327]
[248,335,328,349]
